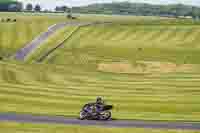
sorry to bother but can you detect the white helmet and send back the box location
[96,96,103,104]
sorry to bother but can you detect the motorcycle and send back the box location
[79,103,113,120]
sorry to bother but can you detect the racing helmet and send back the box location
[96,96,104,104]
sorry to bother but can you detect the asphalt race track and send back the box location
[14,22,92,60]
[0,113,200,130]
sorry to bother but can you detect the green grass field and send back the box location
[0,12,67,57]
[0,13,200,126]
[45,24,200,65]
[26,25,79,62]
[0,60,200,120]
[0,122,199,133]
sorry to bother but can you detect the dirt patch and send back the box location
[98,61,196,74]
[98,62,142,74]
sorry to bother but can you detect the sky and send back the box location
[17,0,200,10]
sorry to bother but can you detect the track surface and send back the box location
[0,113,200,130]
[14,22,91,60]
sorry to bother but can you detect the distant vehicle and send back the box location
[79,103,113,120]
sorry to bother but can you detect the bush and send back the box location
[138,48,143,51]
[1,18,5,22]
[6,18,11,22]
[67,14,77,19]
[1,18,17,23]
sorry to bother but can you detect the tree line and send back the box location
[2,1,200,19]
[25,3,41,12]
[72,2,200,19]
[0,1,22,12]
[25,4,70,12]
[0,1,41,12]
[0,2,70,13]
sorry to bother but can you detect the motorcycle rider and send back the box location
[83,97,105,114]
[80,96,112,120]
[95,96,105,114]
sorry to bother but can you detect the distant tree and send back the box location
[67,10,77,20]
[34,4,41,12]
[55,6,69,12]
[67,8,73,19]
[67,14,72,19]
[16,2,23,11]
[26,3,33,11]
[191,7,200,20]
[6,18,11,22]
[55,6,60,12]
[1,18,5,22]
[61,6,68,12]
[8,2,23,12]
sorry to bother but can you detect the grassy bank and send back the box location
[0,61,200,121]
[1,14,200,121]
[0,122,199,133]
[0,12,67,57]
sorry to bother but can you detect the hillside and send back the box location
[0,0,16,3]
[0,12,199,125]
[2,16,199,121]
[44,24,200,65]
[72,2,200,18]
[0,13,67,58]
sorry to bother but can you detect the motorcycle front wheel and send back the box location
[99,111,111,120]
